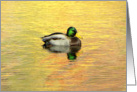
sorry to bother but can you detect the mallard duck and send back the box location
[41,27,81,46]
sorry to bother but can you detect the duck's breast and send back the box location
[70,37,81,46]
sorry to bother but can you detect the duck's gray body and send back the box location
[42,33,70,46]
[42,32,81,46]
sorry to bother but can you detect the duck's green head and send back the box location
[66,27,77,37]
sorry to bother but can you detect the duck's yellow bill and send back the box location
[76,34,83,39]
[76,50,83,57]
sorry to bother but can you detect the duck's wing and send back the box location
[42,33,67,42]
[43,32,64,37]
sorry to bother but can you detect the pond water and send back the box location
[1,1,126,91]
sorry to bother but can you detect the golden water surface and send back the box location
[1,1,126,91]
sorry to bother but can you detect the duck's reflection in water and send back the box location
[42,44,81,61]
